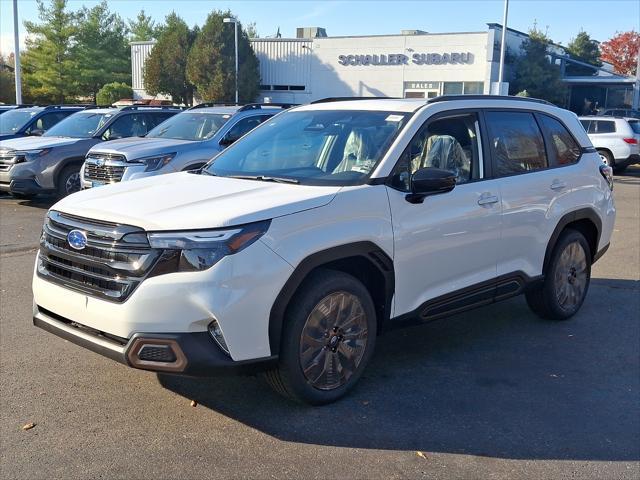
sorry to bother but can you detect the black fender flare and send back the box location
[53,156,86,184]
[268,241,394,355]
[543,207,602,273]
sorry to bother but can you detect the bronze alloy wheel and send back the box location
[298,291,368,391]
[554,240,588,311]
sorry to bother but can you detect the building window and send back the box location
[405,92,425,99]
[443,82,463,95]
[260,84,306,92]
[463,82,484,94]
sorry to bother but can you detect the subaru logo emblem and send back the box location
[95,159,105,167]
[67,229,88,250]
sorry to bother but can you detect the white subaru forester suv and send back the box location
[32,96,615,405]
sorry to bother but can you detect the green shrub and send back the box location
[96,82,133,105]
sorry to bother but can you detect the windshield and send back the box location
[204,110,409,185]
[146,112,230,141]
[0,109,40,135]
[44,112,112,138]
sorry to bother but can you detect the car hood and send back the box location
[52,172,341,231]
[0,135,83,152]
[91,137,196,160]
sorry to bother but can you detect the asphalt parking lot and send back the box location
[1,169,638,479]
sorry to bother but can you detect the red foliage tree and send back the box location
[600,31,640,76]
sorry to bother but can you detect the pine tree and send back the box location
[509,26,567,106]
[186,11,260,103]
[143,13,196,105]
[73,1,130,101]
[128,10,158,41]
[22,0,77,103]
[566,31,602,76]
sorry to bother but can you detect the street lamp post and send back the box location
[223,17,239,105]
[497,0,509,95]
[12,0,23,104]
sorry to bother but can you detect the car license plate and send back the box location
[91,181,106,188]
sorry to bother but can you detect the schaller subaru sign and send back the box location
[338,52,474,66]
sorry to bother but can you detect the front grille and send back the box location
[84,153,127,183]
[37,211,162,302]
[0,152,22,172]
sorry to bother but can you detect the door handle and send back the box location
[477,194,499,206]
[550,180,567,190]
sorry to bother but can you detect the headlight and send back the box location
[134,152,177,172]
[147,220,270,272]
[13,148,51,163]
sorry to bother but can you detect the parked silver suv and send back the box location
[81,103,294,189]
[0,106,180,198]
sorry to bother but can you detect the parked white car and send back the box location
[32,96,615,404]
[579,116,640,172]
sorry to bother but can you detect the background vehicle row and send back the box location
[0,105,181,198]
[80,103,293,189]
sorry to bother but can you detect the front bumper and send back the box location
[0,177,53,195]
[33,304,277,375]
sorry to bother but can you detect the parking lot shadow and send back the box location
[158,278,639,461]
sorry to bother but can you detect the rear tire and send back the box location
[526,229,591,320]
[597,149,614,168]
[263,269,377,405]
[56,165,81,198]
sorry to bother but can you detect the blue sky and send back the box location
[1,0,638,55]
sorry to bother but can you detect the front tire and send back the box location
[263,269,377,405]
[526,229,591,320]
[56,165,81,198]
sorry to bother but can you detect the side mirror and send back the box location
[30,129,45,136]
[406,167,456,203]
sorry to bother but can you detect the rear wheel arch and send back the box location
[543,209,601,274]
[268,242,394,356]
[596,148,614,166]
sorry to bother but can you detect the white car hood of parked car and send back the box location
[91,137,197,159]
[52,171,342,231]
[0,135,82,151]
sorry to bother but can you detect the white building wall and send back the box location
[131,32,496,103]
[305,32,490,101]
[130,41,171,101]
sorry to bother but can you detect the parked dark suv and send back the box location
[0,105,87,141]
[0,105,181,198]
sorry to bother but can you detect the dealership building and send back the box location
[131,24,638,113]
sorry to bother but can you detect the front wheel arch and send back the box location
[268,242,394,356]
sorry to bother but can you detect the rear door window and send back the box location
[485,111,547,176]
[595,121,616,134]
[538,115,581,166]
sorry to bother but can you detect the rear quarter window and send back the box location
[628,121,640,134]
[539,115,581,166]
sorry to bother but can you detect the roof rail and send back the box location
[43,104,95,110]
[237,102,298,111]
[188,102,239,110]
[426,94,554,106]
[311,96,397,104]
[119,105,184,111]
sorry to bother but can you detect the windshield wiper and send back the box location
[227,174,300,184]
